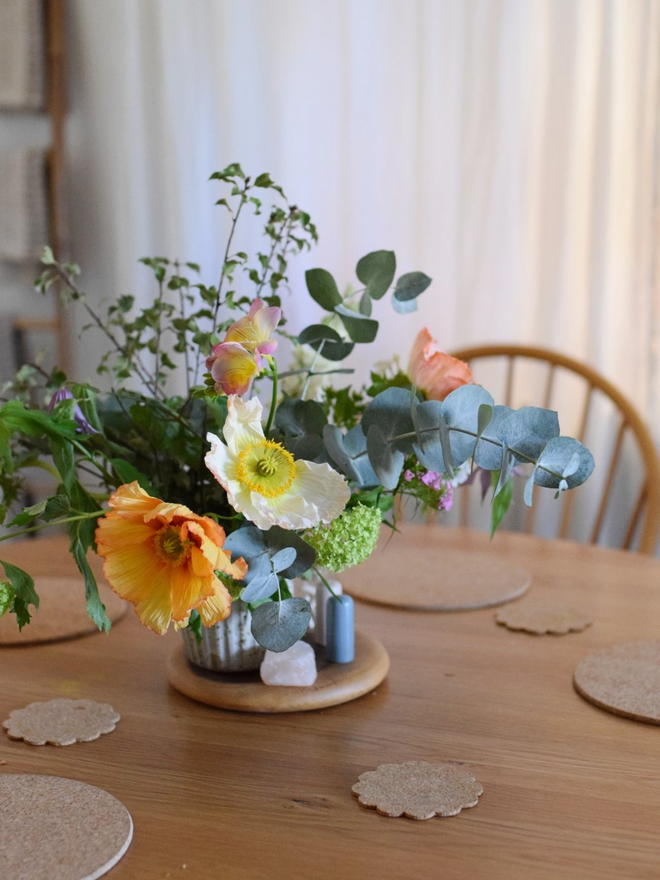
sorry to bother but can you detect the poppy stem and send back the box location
[264,361,278,436]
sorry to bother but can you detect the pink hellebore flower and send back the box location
[408,328,473,402]
[206,298,282,396]
[224,298,281,369]
[205,342,260,396]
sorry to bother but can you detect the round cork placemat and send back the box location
[168,630,389,713]
[341,547,530,611]
[573,640,660,725]
[0,774,133,880]
[0,577,126,646]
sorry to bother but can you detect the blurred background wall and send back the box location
[60,0,660,436]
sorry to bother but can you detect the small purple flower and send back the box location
[48,388,99,435]
[403,469,415,482]
[437,483,454,512]
[420,470,443,491]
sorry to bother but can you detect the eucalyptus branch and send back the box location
[301,340,325,400]
[278,367,354,379]
[393,426,566,481]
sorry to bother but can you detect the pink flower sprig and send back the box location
[402,463,454,512]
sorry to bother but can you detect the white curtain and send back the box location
[65,0,660,438]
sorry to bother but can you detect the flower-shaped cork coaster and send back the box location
[495,600,592,635]
[3,699,120,746]
[0,774,133,880]
[352,761,483,820]
[573,640,660,725]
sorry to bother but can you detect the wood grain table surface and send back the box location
[1,526,660,880]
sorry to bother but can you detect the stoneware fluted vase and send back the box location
[180,601,265,672]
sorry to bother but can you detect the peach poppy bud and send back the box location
[407,328,473,401]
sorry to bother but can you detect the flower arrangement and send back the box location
[0,164,594,652]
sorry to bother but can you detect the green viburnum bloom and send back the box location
[0,581,15,618]
[305,504,382,573]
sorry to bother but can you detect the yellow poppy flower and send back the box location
[205,395,350,530]
[95,482,247,635]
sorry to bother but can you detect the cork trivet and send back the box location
[352,761,483,820]
[342,543,530,610]
[0,576,126,645]
[496,600,592,635]
[3,699,120,746]
[573,640,660,725]
[0,774,133,880]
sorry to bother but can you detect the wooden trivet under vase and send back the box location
[341,534,530,611]
[0,576,126,646]
[573,640,660,725]
[168,630,389,713]
[0,774,133,880]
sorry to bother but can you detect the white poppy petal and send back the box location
[222,395,265,455]
[290,460,351,523]
[251,491,319,530]
[227,481,274,530]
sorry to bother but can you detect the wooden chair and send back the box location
[445,344,660,554]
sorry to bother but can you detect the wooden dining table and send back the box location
[1,525,660,880]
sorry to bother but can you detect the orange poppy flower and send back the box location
[408,328,473,401]
[95,482,247,635]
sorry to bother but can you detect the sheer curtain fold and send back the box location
[66,0,660,435]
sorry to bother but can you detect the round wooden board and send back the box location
[168,631,389,713]
[0,577,127,646]
[573,640,660,725]
[0,774,133,880]
[341,540,531,611]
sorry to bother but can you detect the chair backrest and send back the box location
[447,344,660,554]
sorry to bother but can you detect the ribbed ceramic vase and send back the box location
[180,601,265,672]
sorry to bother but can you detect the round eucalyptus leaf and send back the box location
[270,547,298,573]
[497,406,560,463]
[305,268,342,310]
[297,324,354,361]
[240,572,279,603]
[393,271,432,301]
[250,598,312,652]
[362,387,416,454]
[472,405,514,470]
[334,305,379,343]
[323,424,379,487]
[533,437,595,488]
[441,385,494,465]
[356,250,396,300]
